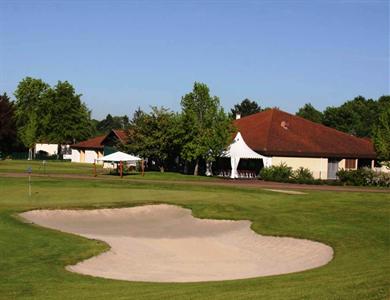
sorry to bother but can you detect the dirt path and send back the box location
[1,171,388,193]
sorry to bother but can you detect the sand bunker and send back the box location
[264,189,307,195]
[20,204,333,282]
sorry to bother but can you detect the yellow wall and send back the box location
[271,157,328,179]
[80,150,85,163]
[270,157,380,179]
[96,151,104,165]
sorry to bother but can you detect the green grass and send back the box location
[0,159,101,175]
[0,175,389,299]
[0,159,215,181]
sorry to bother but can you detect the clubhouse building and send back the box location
[232,109,377,179]
[70,109,380,179]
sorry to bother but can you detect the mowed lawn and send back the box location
[0,175,389,299]
[0,160,216,181]
[0,160,100,175]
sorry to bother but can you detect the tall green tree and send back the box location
[230,98,262,118]
[0,93,17,153]
[44,81,93,144]
[323,96,378,137]
[296,103,323,124]
[181,82,232,175]
[373,106,390,169]
[14,78,94,157]
[94,114,130,134]
[126,106,180,172]
[14,77,49,159]
[377,95,390,106]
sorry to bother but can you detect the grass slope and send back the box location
[0,176,389,299]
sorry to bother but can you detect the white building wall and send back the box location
[271,156,329,179]
[35,144,58,156]
[85,150,98,163]
[71,149,80,163]
[63,154,72,160]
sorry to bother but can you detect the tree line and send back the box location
[0,76,389,171]
[1,78,93,159]
[295,96,390,163]
[0,79,234,175]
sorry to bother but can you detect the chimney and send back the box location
[236,113,241,120]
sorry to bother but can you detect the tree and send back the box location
[181,82,233,175]
[378,95,390,109]
[230,99,262,119]
[296,103,323,124]
[45,81,93,144]
[323,96,379,137]
[0,93,17,153]
[14,78,94,157]
[94,114,130,134]
[126,107,179,172]
[373,105,390,169]
[14,77,49,159]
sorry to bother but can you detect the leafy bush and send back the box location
[260,164,317,184]
[259,163,293,182]
[291,167,314,182]
[337,168,390,187]
[336,169,369,186]
[260,164,389,187]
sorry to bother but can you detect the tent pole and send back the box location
[231,156,240,179]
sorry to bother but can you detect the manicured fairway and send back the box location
[0,176,389,299]
[0,160,215,181]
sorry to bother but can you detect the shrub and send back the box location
[291,167,314,182]
[337,168,390,187]
[336,169,368,186]
[259,163,293,182]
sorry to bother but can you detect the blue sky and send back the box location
[0,0,388,119]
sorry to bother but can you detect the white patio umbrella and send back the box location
[223,132,271,179]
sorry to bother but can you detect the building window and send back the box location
[345,159,356,169]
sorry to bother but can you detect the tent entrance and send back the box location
[215,158,265,179]
[221,132,272,179]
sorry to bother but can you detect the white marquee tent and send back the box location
[97,151,141,165]
[223,132,272,179]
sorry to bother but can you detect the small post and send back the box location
[120,161,123,178]
[141,159,145,177]
[26,166,32,198]
[42,160,46,175]
[93,161,97,177]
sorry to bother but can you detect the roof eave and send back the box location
[256,150,377,159]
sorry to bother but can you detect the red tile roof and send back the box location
[234,109,376,159]
[72,130,127,149]
[71,134,106,149]
[112,129,128,142]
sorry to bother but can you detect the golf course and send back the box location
[0,161,389,299]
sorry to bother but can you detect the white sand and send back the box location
[263,189,307,195]
[20,204,333,282]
